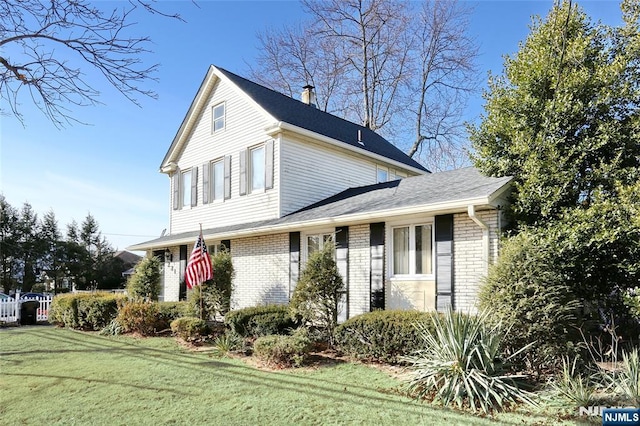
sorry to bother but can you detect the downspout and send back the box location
[467,205,489,274]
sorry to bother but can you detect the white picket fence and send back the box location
[0,295,53,324]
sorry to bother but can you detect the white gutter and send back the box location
[467,205,489,273]
[128,196,496,251]
[264,121,428,176]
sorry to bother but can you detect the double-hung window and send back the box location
[377,166,388,183]
[392,223,433,276]
[181,169,192,208]
[250,145,265,192]
[212,103,225,133]
[211,159,224,201]
[306,232,334,256]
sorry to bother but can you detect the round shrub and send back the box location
[225,304,297,338]
[479,230,582,373]
[334,310,436,363]
[156,301,193,330]
[116,301,160,336]
[253,329,312,368]
[170,317,210,341]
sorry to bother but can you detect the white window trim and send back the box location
[210,158,225,203]
[181,169,192,210]
[387,218,435,280]
[212,102,225,133]
[249,143,266,194]
[376,166,389,183]
[301,228,335,264]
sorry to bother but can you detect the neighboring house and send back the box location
[116,250,143,279]
[129,65,511,316]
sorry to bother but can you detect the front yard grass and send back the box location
[0,326,583,425]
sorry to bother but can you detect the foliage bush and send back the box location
[403,309,535,413]
[290,242,344,342]
[225,304,297,338]
[170,317,210,341]
[253,328,312,368]
[156,301,193,330]
[116,301,160,336]
[127,256,161,301]
[49,292,124,330]
[188,249,235,319]
[479,230,583,374]
[334,310,436,363]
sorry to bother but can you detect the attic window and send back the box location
[377,166,388,183]
[212,102,225,133]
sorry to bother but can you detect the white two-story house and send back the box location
[129,65,511,317]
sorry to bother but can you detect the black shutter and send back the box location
[239,149,247,196]
[202,162,210,204]
[224,155,231,200]
[335,226,349,321]
[190,166,198,207]
[179,245,188,300]
[435,214,454,311]
[221,239,231,252]
[370,222,385,310]
[265,139,274,190]
[289,232,300,299]
[172,171,180,210]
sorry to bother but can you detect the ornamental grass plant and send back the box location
[403,309,535,413]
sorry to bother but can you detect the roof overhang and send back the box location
[127,182,509,252]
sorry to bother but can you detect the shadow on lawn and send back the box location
[1,328,544,425]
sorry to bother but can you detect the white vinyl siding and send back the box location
[169,78,280,234]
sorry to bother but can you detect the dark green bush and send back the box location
[188,249,235,320]
[225,304,297,338]
[49,292,124,330]
[127,256,161,301]
[156,301,193,330]
[334,310,436,363]
[253,328,312,368]
[116,301,160,336]
[479,230,582,374]
[170,317,209,341]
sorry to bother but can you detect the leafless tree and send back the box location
[0,0,181,127]
[251,0,479,171]
[404,0,479,170]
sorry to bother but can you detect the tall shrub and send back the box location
[188,249,234,320]
[290,242,344,342]
[127,256,161,301]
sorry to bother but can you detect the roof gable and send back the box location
[161,65,428,173]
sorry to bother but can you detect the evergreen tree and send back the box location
[0,196,20,293]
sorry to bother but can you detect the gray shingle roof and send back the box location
[128,167,510,250]
[216,66,428,172]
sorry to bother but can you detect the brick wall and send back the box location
[347,224,370,317]
[453,209,500,313]
[231,233,290,310]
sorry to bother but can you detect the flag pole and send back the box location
[199,223,204,321]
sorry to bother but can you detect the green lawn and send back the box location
[0,326,583,425]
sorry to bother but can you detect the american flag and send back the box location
[185,231,213,289]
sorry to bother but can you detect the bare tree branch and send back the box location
[0,0,182,127]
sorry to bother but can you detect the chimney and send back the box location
[301,85,317,108]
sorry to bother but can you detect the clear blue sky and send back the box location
[0,0,621,252]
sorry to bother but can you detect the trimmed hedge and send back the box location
[116,301,161,336]
[49,293,124,330]
[170,317,209,341]
[333,310,436,363]
[225,304,297,338]
[253,329,312,368]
